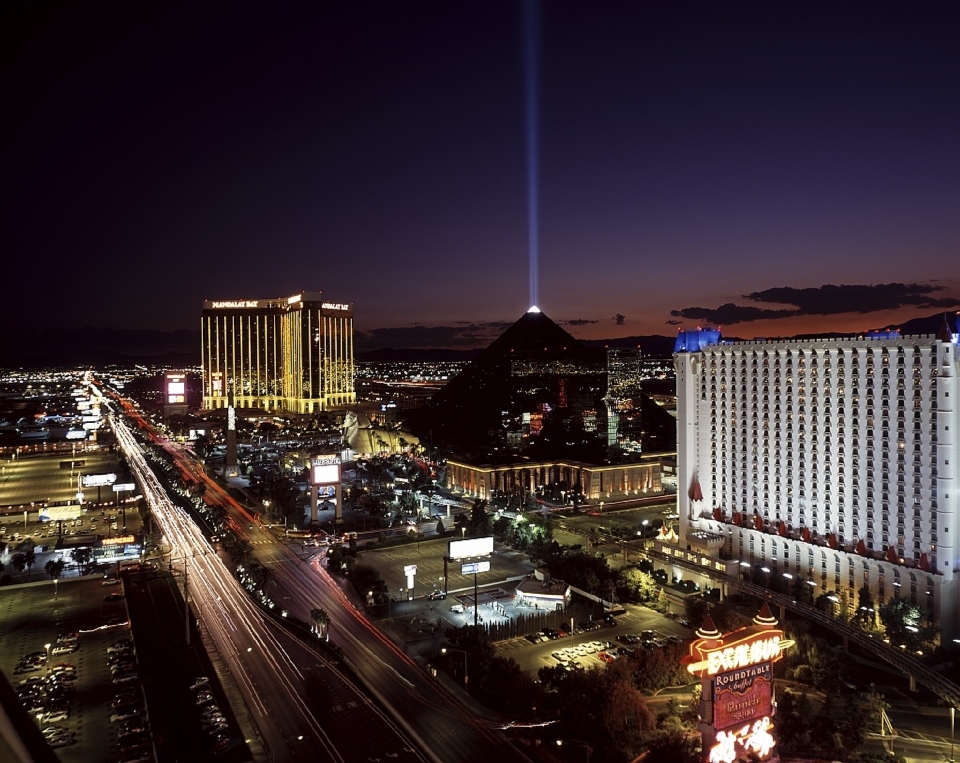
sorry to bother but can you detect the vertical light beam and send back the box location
[524,0,540,310]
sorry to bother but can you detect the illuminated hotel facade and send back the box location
[201,292,355,414]
[670,324,960,638]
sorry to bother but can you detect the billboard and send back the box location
[683,605,790,763]
[461,560,491,575]
[166,372,186,404]
[448,536,494,561]
[311,456,341,485]
[112,483,136,492]
[40,505,82,522]
[81,473,117,487]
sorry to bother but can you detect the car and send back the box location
[119,727,149,742]
[56,632,78,644]
[51,645,77,655]
[603,614,618,627]
[103,578,121,586]
[195,691,215,705]
[677,618,691,628]
[49,735,76,748]
[598,651,616,663]
[113,673,139,685]
[44,709,69,722]
[113,696,141,709]
[111,708,142,722]
[107,640,134,654]
[104,591,125,601]
[41,726,72,739]
[426,590,446,600]
[189,676,209,691]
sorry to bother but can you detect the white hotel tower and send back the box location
[669,320,960,639]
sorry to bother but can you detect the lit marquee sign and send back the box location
[211,300,261,309]
[166,373,186,404]
[322,302,349,311]
[709,717,775,763]
[682,605,792,763]
[311,456,341,485]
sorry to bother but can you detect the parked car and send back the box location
[104,591,125,601]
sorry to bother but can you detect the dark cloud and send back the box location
[614,314,626,326]
[562,319,599,327]
[357,322,510,351]
[746,283,960,314]
[665,319,682,326]
[670,303,797,325]
[671,283,960,326]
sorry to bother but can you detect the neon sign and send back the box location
[211,300,260,308]
[708,717,775,763]
[686,631,787,676]
[707,635,780,675]
[322,302,349,311]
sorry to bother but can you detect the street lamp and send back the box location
[556,739,591,762]
[44,643,51,673]
[441,647,468,689]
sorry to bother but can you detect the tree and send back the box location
[70,547,92,576]
[44,558,66,581]
[600,680,656,759]
[233,538,254,566]
[643,730,700,763]
[23,547,36,580]
[45,558,66,595]
[12,552,26,582]
[469,499,489,536]
[853,583,875,628]
[310,607,330,639]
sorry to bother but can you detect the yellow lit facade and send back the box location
[201,292,355,413]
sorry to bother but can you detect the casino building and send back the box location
[668,320,960,638]
[201,292,355,413]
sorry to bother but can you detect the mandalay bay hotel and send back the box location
[201,291,356,414]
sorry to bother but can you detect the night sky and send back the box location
[3,1,959,351]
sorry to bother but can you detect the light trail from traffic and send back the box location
[97,387,428,763]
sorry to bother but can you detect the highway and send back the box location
[101,391,426,763]
[102,388,530,763]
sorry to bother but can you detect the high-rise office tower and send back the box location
[201,291,355,413]
[673,322,960,637]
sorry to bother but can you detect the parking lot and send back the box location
[493,603,694,676]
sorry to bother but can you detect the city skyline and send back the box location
[3,2,959,351]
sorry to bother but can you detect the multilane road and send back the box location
[105,389,530,763]
[104,395,424,763]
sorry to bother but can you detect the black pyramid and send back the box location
[412,308,584,457]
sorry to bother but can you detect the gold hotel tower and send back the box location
[201,291,355,413]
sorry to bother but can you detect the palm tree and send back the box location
[45,558,66,596]
[310,607,330,640]
[233,538,253,566]
[12,552,26,582]
[70,547,92,576]
[24,548,36,580]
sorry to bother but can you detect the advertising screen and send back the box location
[81,473,117,487]
[312,463,340,485]
[461,560,491,575]
[167,381,185,395]
[448,536,494,560]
